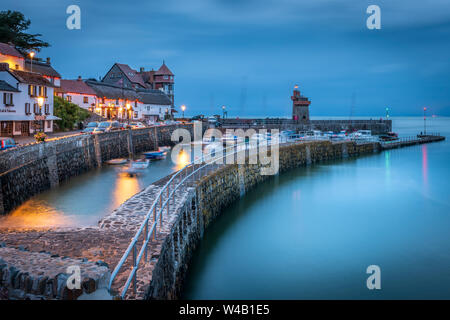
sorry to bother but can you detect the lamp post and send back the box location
[385,107,390,120]
[126,103,131,125]
[181,105,186,119]
[37,96,44,132]
[222,105,226,119]
[423,107,427,135]
[29,51,35,72]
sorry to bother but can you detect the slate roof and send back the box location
[137,89,172,105]
[58,79,97,95]
[85,80,141,101]
[10,70,55,87]
[155,62,173,76]
[25,60,61,78]
[115,63,146,87]
[0,43,23,58]
[0,80,20,92]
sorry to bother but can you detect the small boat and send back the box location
[131,159,149,169]
[105,158,128,165]
[158,146,171,152]
[143,150,167,160]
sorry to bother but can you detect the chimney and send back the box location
[77,76,82,81]
[0,63,10,71]
[140,67,144,73]
[46,57,51,65]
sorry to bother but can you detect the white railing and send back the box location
[108,139,276,299]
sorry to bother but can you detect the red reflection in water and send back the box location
[422,144,429,190]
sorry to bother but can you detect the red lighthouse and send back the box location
[291,85,311,122]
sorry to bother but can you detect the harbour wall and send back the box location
[0,124,194,215]
[146,140,380,299]
[218,119,392,135]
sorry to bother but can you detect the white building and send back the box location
[56,77,98,111]
[136,89,172,122]
[0,63,59,137]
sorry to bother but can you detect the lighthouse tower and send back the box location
[291,85,311,123]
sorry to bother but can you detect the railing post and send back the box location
[144,221,148,261]
[133,244,137,294]
[153,206,156,240]
[167,187,170,215]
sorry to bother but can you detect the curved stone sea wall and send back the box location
[0,124,193,215]
[146,140,378,299]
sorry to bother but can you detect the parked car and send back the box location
[0,137,17,150]
[86,122,98,128]
[81,127,96,134]
[191,114,204,121]
[92,127,106,134]
[98,121,121,132]
[129,122,146,129]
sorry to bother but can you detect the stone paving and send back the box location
[0,165,206,299]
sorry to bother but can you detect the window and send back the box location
[44,104,50,115]
[134,112,138,118]
[44,87,48,97]
[33,103,40,114]
[83,96,88,104]
[25,103,31,115]
[28,85,36,97]
[38,86,44,96]
[66,95,72,102]
[164,75,169,80]
[3,93,13,106]
[47,120,51,129]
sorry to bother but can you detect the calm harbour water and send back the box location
[0,148,191,229]
[182,117,450,299]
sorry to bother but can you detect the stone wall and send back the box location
[0,124,194,215]
[146,140,379,299]
[219,118,392,135]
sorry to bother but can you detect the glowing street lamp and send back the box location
[222,105,226,119]
[36,96,45,132]
[181,104,186,118]
[385,107,390,119]
[29,51,35,72]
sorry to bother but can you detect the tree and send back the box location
[0,10,49,54]
[53,96,90,131]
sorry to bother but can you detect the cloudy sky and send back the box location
[4,0,450,117]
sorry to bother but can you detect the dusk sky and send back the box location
[4,0,450,117]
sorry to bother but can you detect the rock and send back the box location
[95,260,109,268]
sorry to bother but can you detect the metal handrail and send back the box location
[108,139,269,298]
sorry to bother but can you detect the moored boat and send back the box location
[105,158,128,165]
[131,159,149,169]
[143,150,167,160]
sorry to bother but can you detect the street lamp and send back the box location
[126,103,131,124]
[37,96,44,132]
[29,51,35,72]
[181,105,186,118]
[423,107,427,135]
[222,105,226,119]
[385,107,390,119]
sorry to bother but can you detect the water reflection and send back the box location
[174,148,191,170]
[0,200,75,230]
[112,170,141,208]
[422,144,429,193]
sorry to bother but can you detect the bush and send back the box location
[54,96,90,131]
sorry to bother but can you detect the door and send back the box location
[21,121,30,136]
[0,121,13,137]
